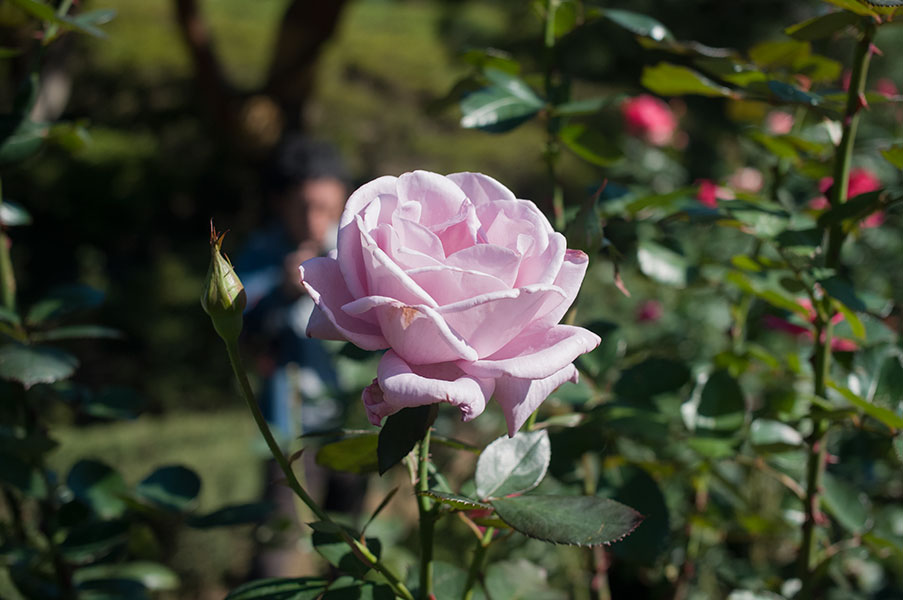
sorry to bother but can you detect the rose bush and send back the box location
[299,170,599,435]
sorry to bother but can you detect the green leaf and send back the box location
[187,502,273,528]
[881,145,903,169]
[135,465,201,513]
[0,451,47,497]
[785,11,860,40]
[767,81,824,107]
[775,228,823,257]
[60,519,129,563]
[475,430,550,499]
[818,275,866,312]
[552,97,612,116]
[74,562,178,591]
[637,241,688,286]
[316,434,379,474]
[822,472,869,533]
[614,357,690,401]
[609,466,669,563]
[377,404,437,475]
[0,118,48,165]
[484,559,566,600]
[30,325,123,342]
[749,39,811,68]
[26,284,105,325]
[828,381,903,429]
[418,490,491,511]
[323,578,394,600]
[0,426,57,460]
[815,190,884,230]
[0,200,32,227]
[311,525,381,578]
[749,419,803,452]
[641,62,735,98]
[75,578,148,600]
[67,460,129,519]
[601,9,673,41]
[460,69,544,133]
[0,305,21,325]
[894,436,903,463]
[821,0,878,17]
[0,343,78,389]
[81,386,146,420]
[225,577,329,600]
[559,124,622,166]
[428,561,485,600]
[691,370,746,434]
[491,495,643,546]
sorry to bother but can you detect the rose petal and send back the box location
[397,171,468,229]
[338,176,398,298]
[431,202,481,256]
[299,257,388,350]
[446,244,522,287]
[343,296,479,364]
[532,249,590,328]
[358,216,438,307]
[436,285,566,358]
[515,231,566,287]
[405,264,509,305]
[447,172,517,206]
[494,364,579,437]
[375,219,444,270]
[459,325,600,380]
[362,350,494,425]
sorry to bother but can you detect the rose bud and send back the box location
[201,223,247,343]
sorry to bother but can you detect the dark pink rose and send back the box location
[764,298,857,352]
[811,168,883,228]
[696,179,732,208]
[876,78,898,98]
[636,300,663,323]
[300,171,600,436]
[622,95,678,147]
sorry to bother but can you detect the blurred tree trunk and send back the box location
[173,0,350,153]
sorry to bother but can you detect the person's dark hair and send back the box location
[264,134,350,196]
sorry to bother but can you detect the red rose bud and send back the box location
[201,222,246,343]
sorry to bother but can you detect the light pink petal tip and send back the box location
[494,364,579,437]
[362,350,494,425]
[299,257,388,350]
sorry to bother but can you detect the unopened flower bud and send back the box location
[201,222,246,343]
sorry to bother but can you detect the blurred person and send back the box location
[236,135,361,577]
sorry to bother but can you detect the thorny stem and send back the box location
[224,340,414,600]
[0,180,16,311]
[417,428,436,599]
[462,526,494,600]
[544,0,566,231]
[797,19,876,592]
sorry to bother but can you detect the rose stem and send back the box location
[462,526,494,600]
[417,427,436,598]
[797,18,875,594]
[543,0,566,231]
[224,339,415,600]
[0,180,16,311]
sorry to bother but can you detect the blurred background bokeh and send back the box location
[2,0,902,597]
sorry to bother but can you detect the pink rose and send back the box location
[299,171,600,436]
[696,179,733,208]
[766,111,794,135]
[763,298,857,352]
[811,168,883,228]
[622,95,677,147]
